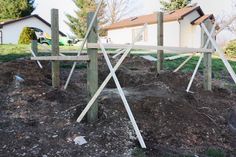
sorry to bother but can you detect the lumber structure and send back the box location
[30,3,236,149]
[31,56,90,61]
[157,12,164,73]
[87,43,213,53]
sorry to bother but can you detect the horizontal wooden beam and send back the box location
[87,43,214,53]
[31,56,90,61]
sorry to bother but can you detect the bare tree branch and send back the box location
[216,0,236,34]
[105,0,130,24]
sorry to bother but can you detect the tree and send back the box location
[65,0,107,38]
[216,0,236,35]
[66,0,130,38]
[0,0,35,21]
[160,0,192,11]
[104,0,130,24]
[225,40,236,57]
[18,27,37,44]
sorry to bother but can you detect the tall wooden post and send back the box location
[157,12,164,73]
[202,21,212,91]
[87,12,98,123]
[51,9,60,88]
[31,40,38,55]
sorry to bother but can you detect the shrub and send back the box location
[18,27,37,44]
[225,40,236,57]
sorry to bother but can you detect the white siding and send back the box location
[107,27,132,44]
[107,11,210,49]
[180,10,201,48]
[2,17,53,44]
[107,21,180,47]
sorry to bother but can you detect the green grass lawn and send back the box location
[0,44,31,62]
[164,55,236,73]
[0,44,81,62]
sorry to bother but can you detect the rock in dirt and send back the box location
[74,136,87,145]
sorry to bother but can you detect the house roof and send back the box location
[191,14,215,25]
[104,6,204,30]
[0,14,66,36]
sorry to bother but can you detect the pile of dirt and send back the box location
[0,56,236,157]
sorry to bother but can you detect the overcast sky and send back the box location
[33,0,234,36]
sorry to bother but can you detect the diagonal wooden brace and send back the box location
[97,37,146,148]
[201,23,236,84]
[64,0,104,90]
[76,24,147,124]
[186,23,216,92]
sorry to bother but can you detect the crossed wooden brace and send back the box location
[76,24,148,149]
[186,22,236,92]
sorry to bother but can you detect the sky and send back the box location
[33,0,235,38]
[33,0,161,36]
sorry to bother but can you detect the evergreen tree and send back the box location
[0,0,35,21]
[160,0,192,11]
[65,0,107,38]
[18,27,37,44]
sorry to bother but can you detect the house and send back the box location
[0,14,66,44]
[104,6,215,48]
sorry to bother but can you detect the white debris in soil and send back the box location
[74,136,87,145]
[52,135,58,138]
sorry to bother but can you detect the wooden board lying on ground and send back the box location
[31,56,90,61]
[87,43,214,53]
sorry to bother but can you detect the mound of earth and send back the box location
[0,56,236,157]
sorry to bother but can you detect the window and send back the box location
[132,27,148,42]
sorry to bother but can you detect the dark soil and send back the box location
[0,56,236,157]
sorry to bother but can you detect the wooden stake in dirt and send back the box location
[157,12,164,73]
[51,9,60,88]
[76,24,147,148]
[201,23,236,84]
[202,22,214,91]
[63,0,103,90]
[86,12,98,123]
[186,22,215,92]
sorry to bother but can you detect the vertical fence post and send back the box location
[157,12,164,73]
[51,9,60,88]
[31,40,38,55]
[87,12,98,123]
[202,22,212,91]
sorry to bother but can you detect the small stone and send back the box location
[10,98,14,103]
[32,144,39,149]
[74,136,87,145]
[52,135,58,138]
[42,155,48,157]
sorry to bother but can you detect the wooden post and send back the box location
[202,21,212,91]
[157,12,164,73]
[31,40,38,55]
[51,9,60,88]
[87,12,98,123]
